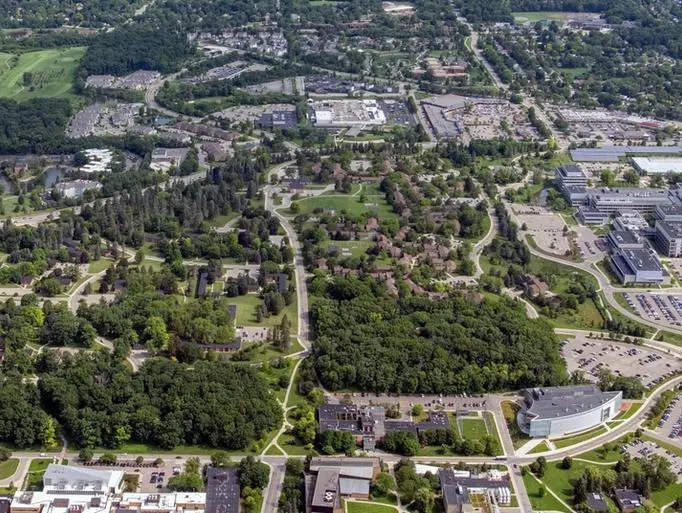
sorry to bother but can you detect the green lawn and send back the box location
[0,47,86,100]
[319,240,374,258]
[290,193,397,220]
[501,400,531,449]
[25,458,52,490]
[345,502,398,513]
[278,432,317,456]
[614,403,642,420]
[88,258,114,274]
[0,458,18,480]
[528,441,550,454]
[511,11,579,22]
[552,426,607,449]
[460,417,488,440]
[228,293,299,330]
[482,411,504,455]
[522,473,570,513]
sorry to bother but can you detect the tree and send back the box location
[538,485,546,498]
[39,416,58,449]
[143,316,170,354]
[290,202,300,214]
[168,472,204,492]
[561,456,573,469]
[210,451,231,467]
[0,447,11,462]
[600,169,615,187]
[100,453,117,464]
[413,487,434,513]
[412,404,424,417]
[239,456,270,490]
[79,448,94,462]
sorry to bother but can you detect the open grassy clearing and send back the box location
[88,258,115,274]
[0,459,18,480]
[0,47,86,100]
[290,191,397,220]
[522,473,570,513]
[319,239,374,258]
[227,293,298,330]
[460,417,488,440]
[511,11,580,22]
[501,400,531,449]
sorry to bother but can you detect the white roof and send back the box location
[43,464,123,493]
[632,157,682,174]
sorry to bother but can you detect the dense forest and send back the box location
[39,353,280,449]
[0,0,144,28]
[309,275,565,393]
[0,99,72,154]
[81,25,195,75]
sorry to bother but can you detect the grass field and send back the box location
[319,240,374,258]
[460,418,488,440]
[501,400,531,449]
[290,191,397,220]
[0,47,86,101]
[522,473,570,513]
[24,458,52,490]
[345,502,398,513]
[88,258,114,274]
[614,403,642,420]
[0,459,18,480]
[511,11,579,22]
[228,293,298,330]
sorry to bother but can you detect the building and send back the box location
[571,146,682,163]
[578,206,610,225]
[517,385,622,438]
[655,204,682,222]
[555,164,588,188]
[631,157,682,175]
[80,149,114,173]
[205,467,240,513]
[654,220,682,257]
[610,247,668,284]
[606,230,646,250]
[318,403,450,450]
[564,186,588,206]
[150,148,189,172]
[612,211,652,233]
[55,180,103,199]
[11,465,124,513]
[614,489,644,513]
[305,458,378,513]
[586,493,609,512]
[259,110,298,130]
[586,188,670,214]
[117,493,206,513]
[310,100,387,127]
[440,468,511,513]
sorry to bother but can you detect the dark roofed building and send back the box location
[587,493,608,512]
[259,110,298,130]
[439,468,511,513]
[206,467,240,513]
[615,489,643,513]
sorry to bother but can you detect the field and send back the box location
[227,293,299,330]
[0,47,86,101]
[345,502,398,513]
[24,458,52,490]
[528,441,550,454]
[319,240,374,258]
[522,473,570,513]
[511,11,580,22]
[290,186,397,220]
[460,417,488,440]
[0,458,18,480]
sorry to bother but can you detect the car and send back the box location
[150,476,158,484]
[39,453,47,457]
[159,472,165,477]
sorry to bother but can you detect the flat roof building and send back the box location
[606,230,645,250]
[655,220,682,257]
[655,203,682,222]
[556,163,588,188]
[518,385,622,438]
[610,247,668,284]
[259,110,297,129]
[205,467,240,513]
[578,206,610,225]
[612,211,651,233]
[631,157,682,175]
[587,187,670,214]
[440,468,512,513]
[305,458,378,513]
[571,146,682,162]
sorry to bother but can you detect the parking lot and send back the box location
[513,205,572,256]
[561,336,680,387]
[79,458,184,492]
[625,439,682,478]
[622,292,682,327]
[655,393,682,441]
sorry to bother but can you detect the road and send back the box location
[504,201,682,343]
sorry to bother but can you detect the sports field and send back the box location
[511,11,580,23]
[460,417,489,440]
[0,47,86,101]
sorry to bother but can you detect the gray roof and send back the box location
[587,493,608,512]
[608,230,642,246]
[657,220,682,238]
[571,146,682,162]
[616,247,664,272]
[339,478,370,496]
[557,163,585,178]
[657,204,682,217]
[205,467,240,513]
[311,468,340,509]
[523,385,621,420]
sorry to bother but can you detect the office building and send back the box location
[610,247,668,284]
[440,468,511,513]
[305,458,378,513]
[518,385,622,438]
[654,220,682,257]
[587,188,670,214]
[606,230,646,250]
[578,206,610,225]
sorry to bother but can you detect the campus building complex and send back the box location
[440,468,511,513]
[517,385,622,438]
[609,247,669,284]
[305,458,379,513]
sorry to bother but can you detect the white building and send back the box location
[310,99,387,127]
[80,149,114,174]
[518,385,622,438]
[55,180,103,199]
[631,157,682,175]
[610,247,668,284]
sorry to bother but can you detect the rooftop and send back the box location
[523,385,621,420]
[616,247,664,273]
[205,467,240,513]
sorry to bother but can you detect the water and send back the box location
[44,167,65,187]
